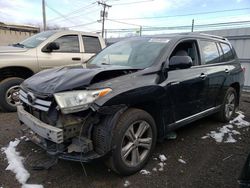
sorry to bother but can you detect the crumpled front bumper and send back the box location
[17,105,101,162]
[17,105,63,143]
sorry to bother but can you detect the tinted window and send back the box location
[200,40,220,64]
[220,43,234,61]
[82,36,102,53]
[170,41,199,66]
[53,35,80,53]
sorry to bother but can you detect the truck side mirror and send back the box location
[169,56,192,69]
[42,42,60,52]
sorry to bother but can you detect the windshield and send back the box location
[88,38,169,69]
[19,30,57,48]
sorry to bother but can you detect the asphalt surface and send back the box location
[1,93,250,188]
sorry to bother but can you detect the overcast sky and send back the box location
[0,0,250,36]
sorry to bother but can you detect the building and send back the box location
[0,22,39,46]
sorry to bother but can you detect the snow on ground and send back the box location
[178,159,187,164]
[202,112,250,143]
[152,167,157,172]
[124,180,131,187]
[230,111,250,128]
[159,154,167,162]
[1,138,43,188]
[140,169,151,175]
[158,162,165,171]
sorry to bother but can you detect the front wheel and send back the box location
[106,108,157,175]
[216,87,237,122]
[0,77,24,112]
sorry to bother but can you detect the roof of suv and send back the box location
[110,32,229,44]
[144,32,229,43]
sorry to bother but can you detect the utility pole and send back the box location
[139,26,142,36]
[98,1,111,38]
[191,19,194,32]
[42,0,46,31]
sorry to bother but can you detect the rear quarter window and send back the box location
[82,36,102,53]
[220,43,234,62]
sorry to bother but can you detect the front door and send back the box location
[162,40,208,122]
[37,34,84,70]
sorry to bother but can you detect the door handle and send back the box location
[225,69,230,74]
[72,57,81,61]
[199,73,207,79]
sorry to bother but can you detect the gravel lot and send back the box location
[1,93,250,188]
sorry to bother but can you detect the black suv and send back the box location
[17,33,244,175]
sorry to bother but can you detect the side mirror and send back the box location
[169,56,192,69]
[42,42,60,52]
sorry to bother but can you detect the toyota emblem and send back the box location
[27,92,36,105]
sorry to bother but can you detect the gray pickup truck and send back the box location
[0,30,106,112]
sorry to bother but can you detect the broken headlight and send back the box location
[54,88,112,114]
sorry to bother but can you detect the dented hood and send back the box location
[21,65,138,94]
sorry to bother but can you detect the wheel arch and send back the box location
[0,66,34,82]
[94,85,167,141]
[230,82,240,106]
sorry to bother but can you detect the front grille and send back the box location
[19,89,58,125]
[19,89,52,112]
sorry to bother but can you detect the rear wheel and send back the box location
[106,108,157,175]
[216,87,237,122]
[0,77,24,112]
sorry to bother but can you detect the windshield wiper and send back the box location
[12,43,25,48]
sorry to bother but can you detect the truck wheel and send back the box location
[0,77,24,112]
[106,108,157,175]
[216,87,237,122]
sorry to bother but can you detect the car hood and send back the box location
[0,46,28,53]
[21,65,139,95]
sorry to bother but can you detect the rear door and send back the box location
[37,34,84,70]
[198,40,229,109]
[81,35,102,63]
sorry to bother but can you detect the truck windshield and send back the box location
[19,30,57,48]
[88,38,169,69]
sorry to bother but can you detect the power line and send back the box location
[107,19,142,26]
[48,8,100,25]
[104,20,250,32]
[67,20,98,28]
[107,19,143,35]
[111,0,154,6]
[109,7,250,20]
[45,3,77,24]
[47,2,97,22]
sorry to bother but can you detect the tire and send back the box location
[106,108,157,175]
[216,87,237,122]
[0,77,24,112]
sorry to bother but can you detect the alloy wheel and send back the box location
[5,85,20,107]
[121,120,153,167]
[225,92,235,119]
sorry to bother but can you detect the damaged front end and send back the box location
[17,88,119,162]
